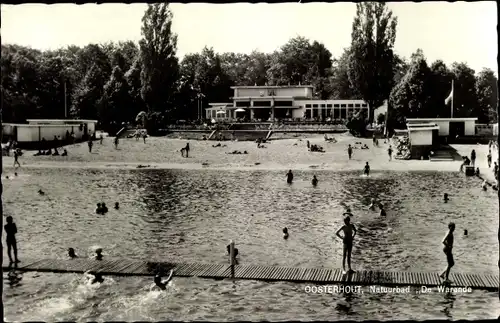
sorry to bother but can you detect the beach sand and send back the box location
[3,133,473,173]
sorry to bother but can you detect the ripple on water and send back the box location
[2,168,498,320]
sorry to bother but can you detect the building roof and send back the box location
[231,85,313,89]
[26,119,98,123]
[231,96,295,100]
[407,122,440,131]
[406,118,478,122]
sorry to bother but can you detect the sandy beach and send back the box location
[3,133,475,173]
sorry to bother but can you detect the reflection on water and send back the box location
[2,168,499,320]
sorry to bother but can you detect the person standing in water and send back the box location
[286,170,294,184]
[443,193,449,203]
[154,269,175,290]
[5,216,20,264]
[312,175,318,186]
[336,215,357,274]
[185,143,190,158]
[347,144,353,160]
[388,145,393,161]
[440,222,455,282]
[363,162,370,176]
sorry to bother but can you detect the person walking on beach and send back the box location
[487,150,492,168]
[185,143,190,157]
[88,138,93,153]
[142,132,147,144]
[494,161,498,180]
[5,216,20,264]
[286,170,294,184]
[470,149,476,167]
[347,144,353,160]
[13,149,21,168]
[114,137,119,149]
[100,134,104,144]
[388,145,393,161]
[336,215,357,274]
[439,222,455,282]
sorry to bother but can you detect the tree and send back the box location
[348,2,398,123]
[388,49,433,127]
[125,58,146,120]
[449,62,478,118]
[429,60,453,117]
[475,68,498,123]
[330,47,360,99]
[100,66,132,129]
[139,3,180,116]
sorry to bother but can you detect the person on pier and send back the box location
[439,222,455,282]
[4,216,20,264]
[335,215,357,275]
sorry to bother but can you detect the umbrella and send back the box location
[235,108,246,112]
[135,111,147,122]
[216,110,226,115]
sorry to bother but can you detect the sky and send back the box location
[1,2,497,74]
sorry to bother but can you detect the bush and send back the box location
[345,110,369,137]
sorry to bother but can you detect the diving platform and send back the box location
[3,258,498,291]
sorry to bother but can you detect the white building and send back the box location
[206,85,370,121]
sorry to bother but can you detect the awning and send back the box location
[235,108,246,112]
[216,111,226,115]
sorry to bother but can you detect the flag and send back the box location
[445,80,454,105]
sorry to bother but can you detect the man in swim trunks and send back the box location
[439,222,455,282]
[336,215,357,274]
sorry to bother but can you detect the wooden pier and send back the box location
[3,258,498,291]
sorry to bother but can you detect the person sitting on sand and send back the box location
[283,227,289,239]
[34,150,43,156]
[336,215,357,274]
[154,269,174,290]
[38,189,45,195]
[68,248,78,259]
[52,148,59,156]
[312,175,318,186]
[61,149,68,156]
[212,143,222,147]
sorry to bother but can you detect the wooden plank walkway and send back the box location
[3,258,498,291]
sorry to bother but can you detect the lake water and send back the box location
[2,168,499,321]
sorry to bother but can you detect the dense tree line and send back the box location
[1,3,497,134]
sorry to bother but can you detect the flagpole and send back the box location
[450,79,454,118]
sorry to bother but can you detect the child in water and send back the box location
[439,222,455,282]
[283,227,289,239]
[94,248,103,261]
[312,175,318,186]
[379,203,386,216]
[336,215,357,274]
[363,162,370,176]
[154,269,174,290]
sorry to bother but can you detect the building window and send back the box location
[275,101,293,106]
[321,104,326,108]
[348,104,354,108]
[361,103,367,107]
[253,101,271,107]
[340,104,346,108]
[354,104,360,108]
[306,104,312,108]
[326,104,332,108]
[334,104,340,108]
[236,101,250,107]
[313,104,318,108]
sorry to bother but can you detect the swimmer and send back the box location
[154,269,174,290]
[312,175,318,186]
[368,198,376,210]
[443,193,449,203]
[286,170,293,184]
[101,203,108,214]
[363,162,370,176]
[114,202,119,209]
[38,189,45,195]
[283,227,289,239]
[463,229,468,236]
[89,272,104,284]
[379,203,386,216]
[68,248,78,259]
[336,215,357,274]
[96,203,102,214]
[94,248,103,261]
